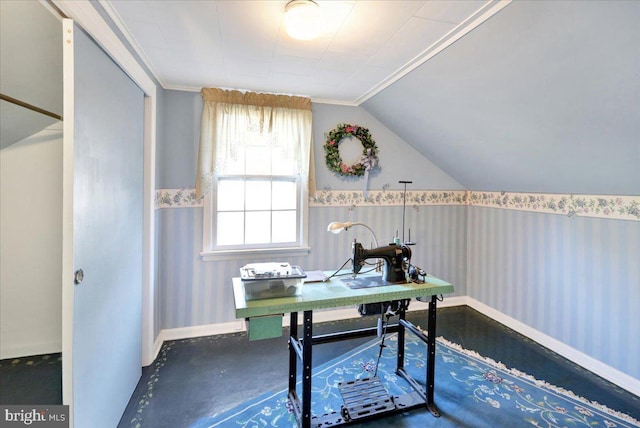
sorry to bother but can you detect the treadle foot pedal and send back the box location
[338,376,395,421]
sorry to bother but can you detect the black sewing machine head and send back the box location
[352,241,412,283]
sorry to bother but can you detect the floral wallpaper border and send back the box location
[155,188,639,221]
[468,191,639,221]
[310,189,469,207]
[155,189,201,208]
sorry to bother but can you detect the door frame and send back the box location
[58,0,157,415]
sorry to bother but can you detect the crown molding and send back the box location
[354,0,512,105]
[97,0,167,89]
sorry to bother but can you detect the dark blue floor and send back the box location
[0,353,62,405]
[118,305,639,427]
[1,306,638,427]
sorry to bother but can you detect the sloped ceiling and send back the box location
[100,0,500,103]
[0,1,62,150]
[101,0,639,195]
[363,0,640,195]
[55,0,639,195]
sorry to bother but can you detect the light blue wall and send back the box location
[154,89,639,382]
[311,103,464,191]
[157,194,640,379]
[154,92,467,337]
[156,90,202,189]
[156,204,467,330]
[467,207,640,379]
[155,91,464,191]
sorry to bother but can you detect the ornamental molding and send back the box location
[155,188,639,221]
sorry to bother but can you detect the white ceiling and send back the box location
[6,1,633,194]
[102,0,508,104]
[101,0,639,195]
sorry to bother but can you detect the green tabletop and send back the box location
[233,271,454,319]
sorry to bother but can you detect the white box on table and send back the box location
[240,263,306,300]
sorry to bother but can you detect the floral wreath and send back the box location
[324,123,379,176]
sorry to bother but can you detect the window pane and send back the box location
[272,181,296,210]
[272,211,296,243]
[217,212,244,245]
[245,211,270,244]
[245,146,271,175]
[246,180,271,210]
[218,180,244,211]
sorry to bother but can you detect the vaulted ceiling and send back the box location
[102,0,503,104]
[101,0,640,195]
[3,1,638,195]
[363,1,640,195]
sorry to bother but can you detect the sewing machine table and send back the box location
[232,272,454,428]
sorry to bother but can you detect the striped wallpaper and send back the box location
[154,189,639,380]
[467,206,640,380]
[155,203,468,330]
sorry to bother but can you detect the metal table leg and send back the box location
[289,301,440,426]
[289,311,298,395]
[426,295,440,417]
[302,310,313,427]
[397,304,406,372]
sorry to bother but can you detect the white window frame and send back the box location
[201,173,310,261]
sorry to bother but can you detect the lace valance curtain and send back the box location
[196,88,315,199]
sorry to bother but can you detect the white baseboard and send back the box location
[149,295,638,398]
[156,319,245,344]
[150,295,468,360]
[466,297,640,397]
[0,341,62,360]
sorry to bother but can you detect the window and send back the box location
[213,131,300,248]
[216,176,298,246]
[196,88,312,260]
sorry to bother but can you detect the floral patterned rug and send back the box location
[193,334,639,428]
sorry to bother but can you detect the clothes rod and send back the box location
[0,93,63,121]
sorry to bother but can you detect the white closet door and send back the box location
[62,20,143,428]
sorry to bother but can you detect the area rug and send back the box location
[192,334,639,428]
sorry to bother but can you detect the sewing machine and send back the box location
[352,241,412,283]
[232,256,454,427]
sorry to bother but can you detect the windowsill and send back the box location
[200,246,311,262]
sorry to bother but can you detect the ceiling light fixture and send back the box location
[284,0,323,41]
